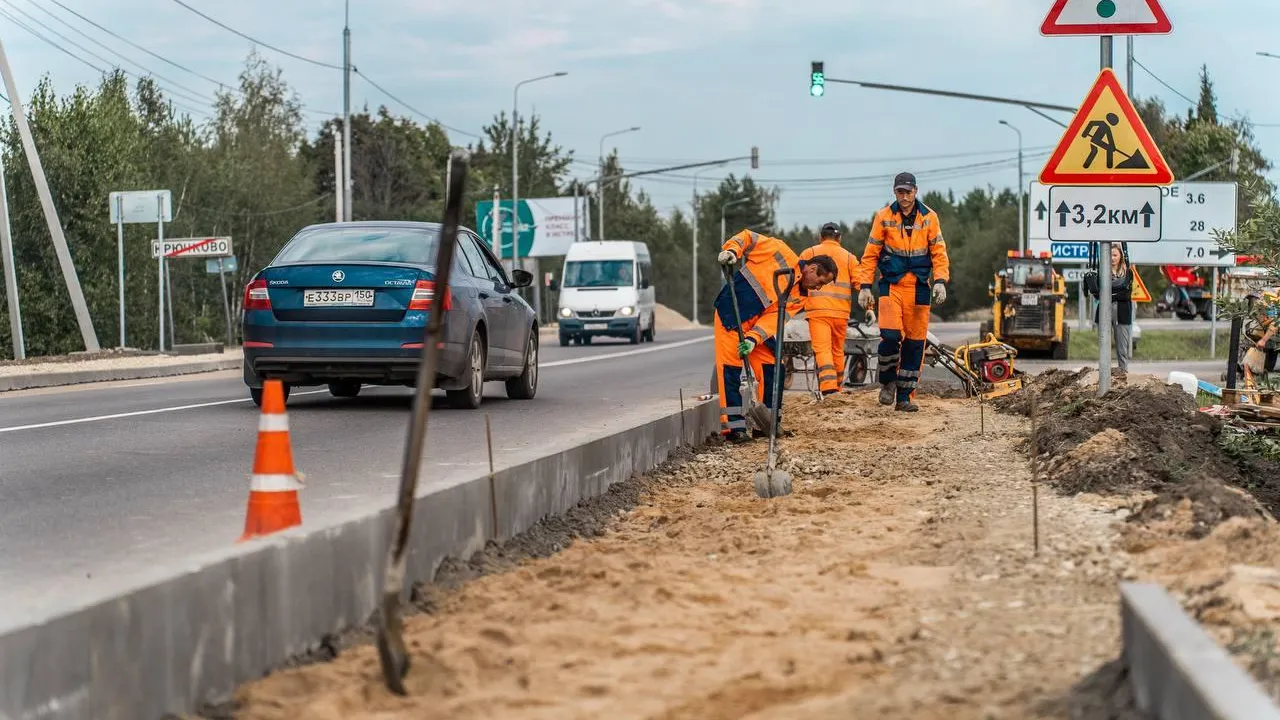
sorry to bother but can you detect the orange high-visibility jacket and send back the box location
[714,229,803,347]
[798,238,858,320]
[857,200,950,305]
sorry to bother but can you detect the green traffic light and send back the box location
[809,84,824,97]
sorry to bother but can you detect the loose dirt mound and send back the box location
[996,368,1279,538]
[654,303,698,331]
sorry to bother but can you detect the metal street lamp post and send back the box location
[999,119,1025,253]
[596,126,641,241]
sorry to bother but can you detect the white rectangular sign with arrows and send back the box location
[1047,185,1162,242]
[1028,180,1238,266]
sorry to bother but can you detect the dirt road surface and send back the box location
[227,385,1155,720]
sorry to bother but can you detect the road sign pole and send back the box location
[218,258,233,346]
[1209,267,1219,359]
[116,197,125,348]
[166,254,176,349]
[0,146,23,359]
[157,200,165,353]
[1098,34,1113,396]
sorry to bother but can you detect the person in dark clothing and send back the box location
[1085,244,1134,372]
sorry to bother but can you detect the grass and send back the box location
[1066,328,1233,361]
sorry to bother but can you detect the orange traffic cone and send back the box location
[238,379,304,542]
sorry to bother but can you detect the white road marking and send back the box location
[0,334,712,434]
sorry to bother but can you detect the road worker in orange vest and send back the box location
[856,172,951,412]
[714,228,838,443]
[799,222,860,396]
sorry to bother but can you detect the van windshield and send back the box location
[564,260,634,288]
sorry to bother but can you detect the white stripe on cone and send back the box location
[249,472,304,491]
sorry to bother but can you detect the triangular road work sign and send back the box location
[1131,269,1151,303]
[1041,0,1172,36]
[1039,68,1173,186]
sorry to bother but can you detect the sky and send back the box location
[0,0,1276,232]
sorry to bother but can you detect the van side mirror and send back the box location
[548,278,559,291]
[641,277,650,290]
[511,269,534,288]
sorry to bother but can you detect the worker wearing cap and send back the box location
[1242,287,1280,393]
[856,172,950,412]
[799,222,860,396]
[714,228,838,442]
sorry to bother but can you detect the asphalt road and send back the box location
[0,329,718,621]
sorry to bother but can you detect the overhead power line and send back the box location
[163,0,343,70]
[352,68,480,139]
[579,145,1061,168]
[1133,56,1280,129]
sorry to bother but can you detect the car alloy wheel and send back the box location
[526,334,538,390]
[468,336,483,404]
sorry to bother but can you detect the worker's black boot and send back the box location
[895,400,919,412]
[878,383,895,406]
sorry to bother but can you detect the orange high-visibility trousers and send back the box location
[714,312,779,434]
[875,281,931,404]
[808,315,847,394]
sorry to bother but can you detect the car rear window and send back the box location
[273,227,441,265]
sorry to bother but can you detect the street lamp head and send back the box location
[999,119,1009,126]
[629,126,641,132]
[554,71,568,76]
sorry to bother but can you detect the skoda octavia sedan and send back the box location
[241,221,539,409]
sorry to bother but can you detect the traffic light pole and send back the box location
[817,74,1075,128]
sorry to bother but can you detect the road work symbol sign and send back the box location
[1130,268,1152,302]
[1040,0,1172,36]
[1039,68,1173,186]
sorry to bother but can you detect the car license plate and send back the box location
[1020,293,1039,306]
[585,322,608,329]
[303,288,375,307]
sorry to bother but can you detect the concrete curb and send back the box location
[1121,582,1280,719]
[0,397,721,720]
[0,357,242,392]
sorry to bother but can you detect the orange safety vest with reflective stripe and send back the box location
[714,229,802,346]
[798,239,858,320]
[857,200,950,305]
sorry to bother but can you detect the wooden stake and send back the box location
[485,414,498,539]
[679,387,687,448]
[1030,390,1040,556]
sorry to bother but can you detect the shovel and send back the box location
[721,263,773,433]
[754,267,796,499]
[374,149,469,695]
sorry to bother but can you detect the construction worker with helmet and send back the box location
[856,172,951,412]
[799,222,860,396]
[1241,286,1279,393]
[714,228,838,443]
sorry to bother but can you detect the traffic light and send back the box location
[750,146,759,169]
[809,61,825,97]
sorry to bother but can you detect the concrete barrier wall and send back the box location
[1121,582,1280,720]
[0,399,720,720]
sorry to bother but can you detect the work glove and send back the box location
[858,288,874,309]
[932,282,947,304]
[718,250,737,266]
[738,338,755,358]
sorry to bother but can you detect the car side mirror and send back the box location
[641,278,650,290]
[548,278,560,291]
[510,268,534,288]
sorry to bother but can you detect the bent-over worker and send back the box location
[714,228,838,443]
[857,171,951,412]
[799,222,860,395]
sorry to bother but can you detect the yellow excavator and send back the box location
[979,250,1070,360]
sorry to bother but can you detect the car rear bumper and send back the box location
[558,316,638,337]
[242,343,466,387]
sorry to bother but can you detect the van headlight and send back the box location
[619,306,635,316]
[559,307,573,318]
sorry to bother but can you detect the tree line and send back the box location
[0,55,1271,359]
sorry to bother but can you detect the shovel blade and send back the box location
[753,469,793,498]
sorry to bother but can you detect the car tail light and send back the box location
[244,278,271,310]
[408,280,452,311]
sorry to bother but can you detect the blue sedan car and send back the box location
[241,221,539,409]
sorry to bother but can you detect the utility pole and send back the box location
[334,132,344,222]
[342,0,353,222]
[0,142,22,359]
[0,32,98,352]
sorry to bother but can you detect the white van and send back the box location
[554,240,656,346]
